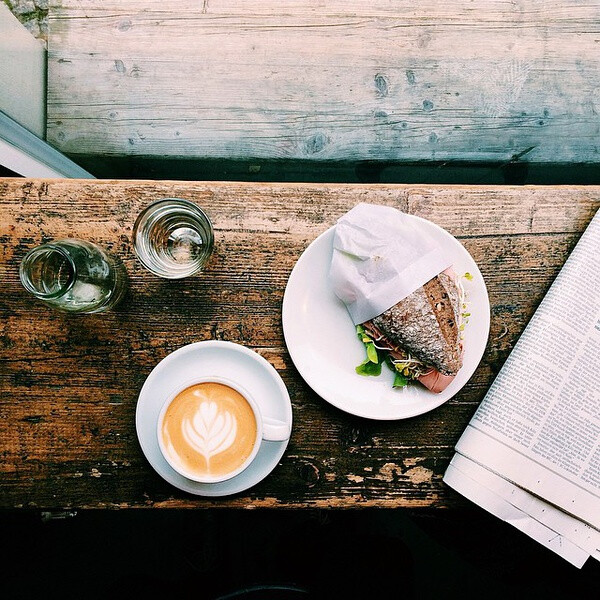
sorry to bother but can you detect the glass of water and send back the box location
[132,198,214,279]
[19,239,127,313]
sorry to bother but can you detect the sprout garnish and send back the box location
[355,325,425,386]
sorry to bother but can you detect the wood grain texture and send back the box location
[47,1,600,164]
[0,178,599,509]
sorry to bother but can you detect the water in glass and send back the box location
[133,198,214,279]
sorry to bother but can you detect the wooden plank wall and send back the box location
[47,1,600,165]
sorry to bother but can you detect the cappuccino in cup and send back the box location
[159,381,259,482]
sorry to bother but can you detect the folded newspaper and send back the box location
[444,208,600,567]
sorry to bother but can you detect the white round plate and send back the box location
[135,341,293,496]
[282,216,490,420]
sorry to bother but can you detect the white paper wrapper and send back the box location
[330,203,452,324]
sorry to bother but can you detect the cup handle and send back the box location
[262,417,291,442]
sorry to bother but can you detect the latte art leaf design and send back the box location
[181,401,238,467]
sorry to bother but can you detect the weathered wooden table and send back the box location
[0,178,598,509]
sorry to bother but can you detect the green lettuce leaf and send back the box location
[366,342,378,363]
[392,371,409,388]
[356,359,383,376]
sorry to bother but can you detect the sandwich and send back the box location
[355,268,469,393]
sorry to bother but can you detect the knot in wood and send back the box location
[297,460,320,488]
[374,73,389,98]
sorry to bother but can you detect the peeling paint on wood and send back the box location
[0,179,598,509]
[346,474,365,484]
[405,466,434,485]
[376,463,403,483]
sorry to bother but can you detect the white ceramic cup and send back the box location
[157,375,290,483]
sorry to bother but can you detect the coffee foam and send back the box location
[161,382,257,479]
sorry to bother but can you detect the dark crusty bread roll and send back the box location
[370,271,463,375]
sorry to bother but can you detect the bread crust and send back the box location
[370,272,462,375]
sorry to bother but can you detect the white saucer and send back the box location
[282,217,490,420]
[135,341,293,496]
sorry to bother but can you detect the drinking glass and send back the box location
[19,239,127,313]
[132,198,214,279]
